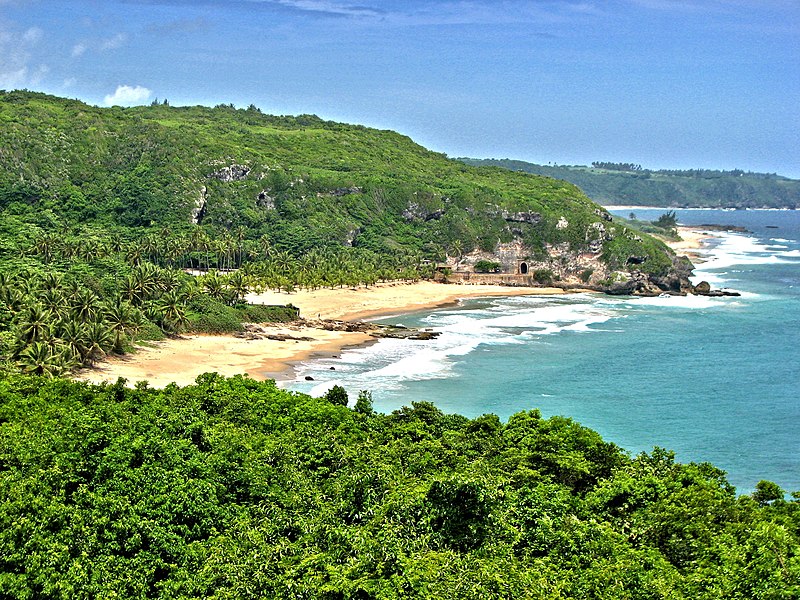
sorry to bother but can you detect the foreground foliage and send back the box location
[0,373,797,598]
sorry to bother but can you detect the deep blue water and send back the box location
[284,209,800,494]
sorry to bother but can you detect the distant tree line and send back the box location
[591,162,644,172]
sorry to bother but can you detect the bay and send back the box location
[285,209,800,494]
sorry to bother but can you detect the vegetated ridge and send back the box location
[0,372,797,597]
[0,91,691,295]
[458,158,800,209]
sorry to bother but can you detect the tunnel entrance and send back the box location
[519,262,529,275]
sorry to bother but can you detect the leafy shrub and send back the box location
[324,384,349,406]
[474,260,500,273]
[187,295,243,333]
[236,303,299,323]
[533,269,554,284]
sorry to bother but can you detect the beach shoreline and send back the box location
[76,282,571,389]
[76,224,719,390]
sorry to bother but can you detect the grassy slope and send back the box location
[0,91,675,277]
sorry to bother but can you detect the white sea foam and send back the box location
[691,232,792,287]
[308,379,341,397]
[293,226,794,392]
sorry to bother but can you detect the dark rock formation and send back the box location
[692,280,741,296]
[257,190,275,209]
[693,280,711,294]
[649,256,695,293]
[697,224,751,233]
[402,202,446,222]
[332,186,362,196]
[501,210,541,225]
[307,318,441,340]
[191,186,208,225]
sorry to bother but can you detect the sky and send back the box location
[1,0,798,177]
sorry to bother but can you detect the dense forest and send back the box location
[0,373,797,598]
[459,159,800,209]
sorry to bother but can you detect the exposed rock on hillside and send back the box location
[209,164,250,181]
[191,186,208,224]
[501,211,541,225]
[402,202,446,222]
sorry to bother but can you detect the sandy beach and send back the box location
[245,280,563,321]
[666,226,716,262]
[77,282,568,388]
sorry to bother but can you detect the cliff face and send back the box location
[447,219,694,295]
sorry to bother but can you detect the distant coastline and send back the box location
[605,205,799,211]
[459,157,800,210]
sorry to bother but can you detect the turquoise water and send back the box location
[284,210,800,494]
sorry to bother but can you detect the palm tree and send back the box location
[32,235,58,263]
[157,268,183,294]
[227,271,249,305]
[202,271,226,302]
[16,341,65,377]
[56,319,88,364]
[0,285,24,323]
[157,291,189,333]
[16,303,52,344]
[449,240,464,266]
[258,234,272,260]
[234,225,248,268]
[39,272,64,291]
[126,245,143,266]
[104,299,142,353]
[39,287,67,321]
[82,321,114,366]
[70,289,102,323]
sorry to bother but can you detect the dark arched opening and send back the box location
[519,262,528,275]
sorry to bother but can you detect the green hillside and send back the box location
[0,91,681,279]
[0,372,797,598]
[459,159,800,209]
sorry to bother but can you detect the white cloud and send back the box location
[71,43,87,57]
[270,0,381,18]
[22,27,43,44]
[0,24,48,89]
[72,32,128,59]
[100,32,128,51]
[104,84,152,106]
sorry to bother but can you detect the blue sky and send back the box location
[2,0,798,176]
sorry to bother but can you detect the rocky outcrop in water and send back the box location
[692,280,741,296]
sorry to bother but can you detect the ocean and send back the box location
[284,209,800,494]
